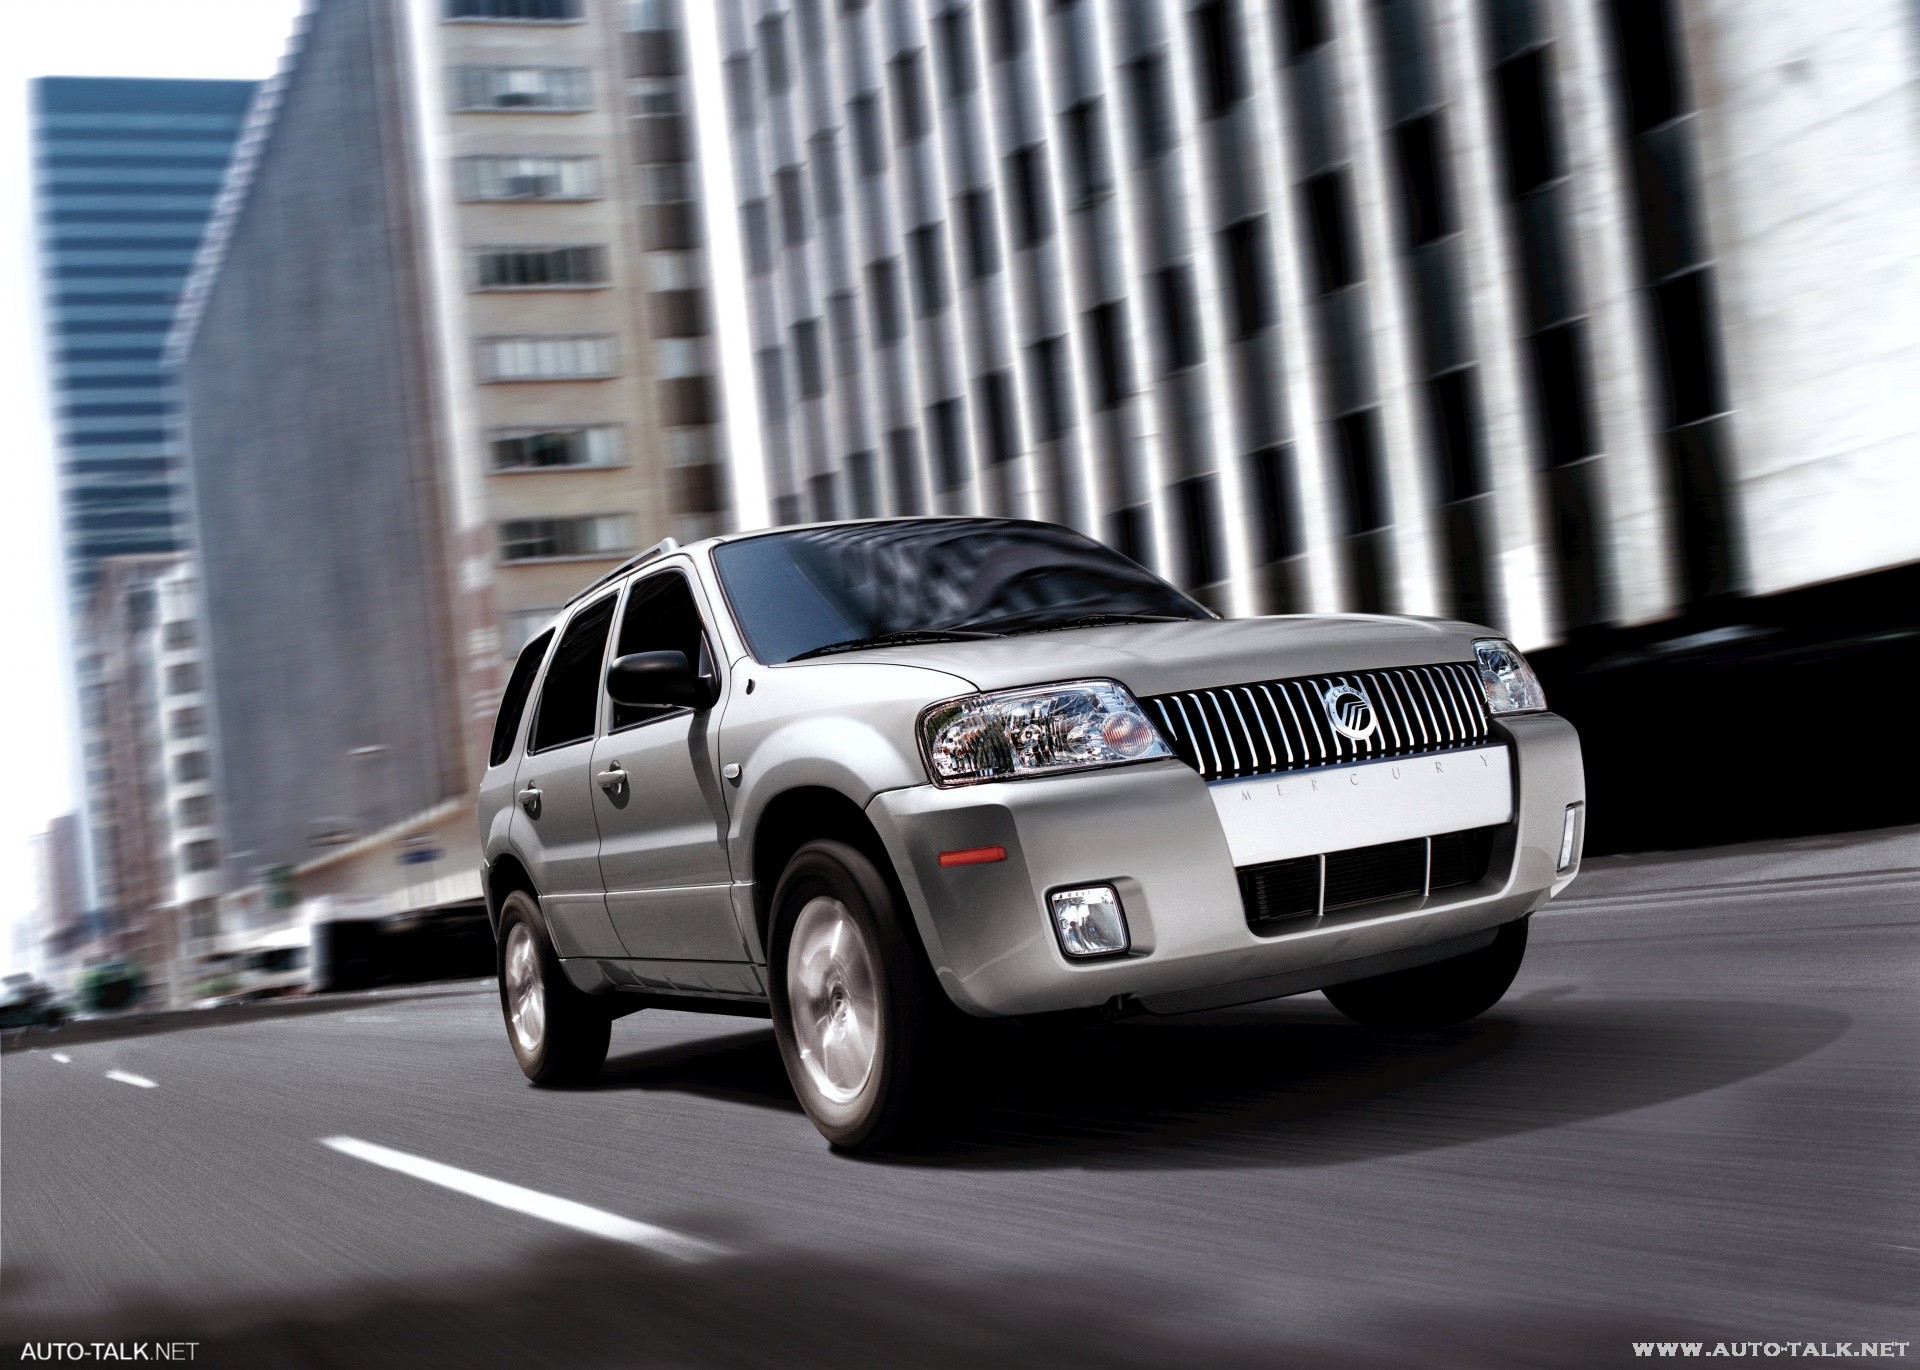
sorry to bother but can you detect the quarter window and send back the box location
[529,597,615,752]
[490,628,553,765]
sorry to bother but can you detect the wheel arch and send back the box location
[484,852,538,942]
[750,785,913,958]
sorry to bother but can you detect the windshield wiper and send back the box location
[788,628,1002,661]
[967,611,1195,636]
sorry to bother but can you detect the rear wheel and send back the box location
[1323,918,1529,1029]
[767,840,950,1151]
[497,890,610,1085]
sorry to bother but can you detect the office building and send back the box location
[690,0,1919,642]
[170,0,728,913]
[32,77,256,922]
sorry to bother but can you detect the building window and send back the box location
[504,608,559,653]
[1154,264,1200,373]
[776,166,808,246]
[851,92,887,177]
[1025,335,1072,439]
[1494,49,1558,199]
[165,662,199,695]
[937,7,978,99]
[908,224,948,316]
[828,290,860,376]
[173,751,209,784]
[647,251,699,291]
[1282,0,1327,57]
[474,245,608,289]
[792,319,825,398]
[1005,144,1051,247]
[1303,170,1358,293]
[888,427,924,513]
[480,334,617,381]
[867,257,905,343]
[176,794,214,830]
[759,12,792,95]
[457,155,600,200]
[889,49,930,143]
[630,76,680,115]
[490,426,621,470]
[1062,98,1111,206]
[499,515,634,562]
[1335,408,1387,533]
[180,839,220,874]
[927,397,968,492]
[453,66,591,111]
[1085,300,1132,409]
[985,0,1026,60]
[445,0,582,19]
[635,163,693,205]
[162,620,195,650]
[169,707,205,741]
[1193,0,1242,116]
[958,188,999,280]
[977,369,1018,466]
[1220,216,1271,338]
[656,337,707,379]
[1127,51,1173,162]
[1392,113,1451,247]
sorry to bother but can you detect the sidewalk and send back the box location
[0,978,495,1055]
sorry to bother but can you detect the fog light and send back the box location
[1558,804,1582,872]
[1048,885,1129,958]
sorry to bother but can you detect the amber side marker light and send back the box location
[939,845,1007,867]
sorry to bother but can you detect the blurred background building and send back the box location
[21,0,1920,993]
[31,76,255,994]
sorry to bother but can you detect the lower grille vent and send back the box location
[1238,826,1500,934]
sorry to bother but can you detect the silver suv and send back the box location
[479,518,1584,1150]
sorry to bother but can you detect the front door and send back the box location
[590,568,744,961]
[509,592,623,960]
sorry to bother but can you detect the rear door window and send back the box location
[489,629,553,767]
[528,595,616,753]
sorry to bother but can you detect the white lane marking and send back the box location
[51,1052,71,1064]
[105,1070,157,1089]
[321,1136,725,1263]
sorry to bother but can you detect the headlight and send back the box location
[1472,638,1548,714]
[920,679,1172,786]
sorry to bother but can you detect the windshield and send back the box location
[712,520,1210,664]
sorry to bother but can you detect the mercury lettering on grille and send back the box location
[1143,662,1491,782]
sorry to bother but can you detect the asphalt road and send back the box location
[4,828,1917,1368]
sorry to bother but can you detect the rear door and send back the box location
[590,568,745,962]
[508,592,624,959]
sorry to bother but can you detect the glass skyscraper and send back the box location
[33,77,257,603]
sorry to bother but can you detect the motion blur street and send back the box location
[5,829,1915,1368]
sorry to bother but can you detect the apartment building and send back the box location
[168,0,728,914]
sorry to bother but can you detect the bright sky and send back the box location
[0,0,303,972]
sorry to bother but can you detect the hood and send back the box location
[798,614,1490,696]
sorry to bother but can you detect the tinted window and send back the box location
[611,573,711,730]
[490,629,553,766]
[712,520,1210,664]
[529,596,614,752]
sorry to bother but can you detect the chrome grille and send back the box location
[1144,662,1491,783]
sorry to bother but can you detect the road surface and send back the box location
[4,828,1917,1367]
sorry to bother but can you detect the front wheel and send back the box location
[497,891,610,1085]
[767,840,949,1151]
[1323,918,1529,1029]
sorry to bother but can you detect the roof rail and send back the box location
[561,536,679,610]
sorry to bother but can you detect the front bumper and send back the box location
[867,712,1584,1016]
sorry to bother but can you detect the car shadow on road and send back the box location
[593,996,1848,1169]
[0,1234,1726,1369]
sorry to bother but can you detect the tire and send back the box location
[1323,918,1529,1029]
[767,840,950,1152]
[496,890,611,1086]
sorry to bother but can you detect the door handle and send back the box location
[596,763,627,794]
[517,784,542,818]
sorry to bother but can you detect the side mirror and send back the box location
[606,650,717,710]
